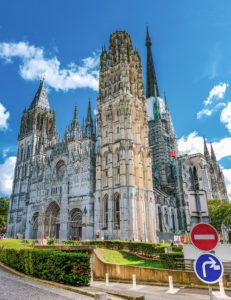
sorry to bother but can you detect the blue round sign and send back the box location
[194,253,224,284]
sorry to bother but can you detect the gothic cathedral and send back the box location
[7,29,228,241]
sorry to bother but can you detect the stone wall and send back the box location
[93,249,228,287]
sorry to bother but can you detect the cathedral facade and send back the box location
[7,29,228,241]
[7,80,96,240]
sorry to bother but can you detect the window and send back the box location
[104,170,108,187]
[115,167,120,185]
[20,146,24,161]
[165,209,169,226]
[103,194,109,229]
[158,206,163,232]
[56,160,65,181]
[114,193,120,229]
[117,152,120,162]
[27,145,30,159]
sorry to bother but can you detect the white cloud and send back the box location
[0,156,16,195]
[197,102,226,119]
[2,148,9,158]
[178,131,231,161]
[204,82,229,106]
[220,102,231,133]
[197,82,229,119]
[0,102,10,130]
[222,168,231,200]
[0,41,99,91]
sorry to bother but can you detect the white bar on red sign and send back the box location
[194,234,215,240]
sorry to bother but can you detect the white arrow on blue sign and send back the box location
[194,253,224,284]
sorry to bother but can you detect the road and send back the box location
[1,265,231,300]
[0,266,91,300]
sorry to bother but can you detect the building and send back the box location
[94,31,156,241]
[7,79,96,240]
[7,29,228,241]
[145,28,181,240]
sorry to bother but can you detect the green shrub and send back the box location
[62,240,80,246]
[159,252,184,269]
[80,240,173,256]
[47,237,56,245]
[0,248,90,286]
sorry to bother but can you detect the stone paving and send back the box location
[91,280,231,300]
[0,267,91,300]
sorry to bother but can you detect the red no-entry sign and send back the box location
[190,223,219,251]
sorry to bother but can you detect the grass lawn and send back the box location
[0,239,32,249]
[98,248,166,269]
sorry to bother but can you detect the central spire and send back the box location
[146,27,160,98]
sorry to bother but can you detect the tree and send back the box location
[0,197,9,234]
[208,199,231,232]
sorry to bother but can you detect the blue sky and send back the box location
[0,0,231,197]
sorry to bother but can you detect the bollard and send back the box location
[169,276,173,291]
[132,274,136,290]
[90,269,94,285]
[105,273,109,286]
[212,277,231,299]
[218,278,226,298]
[166,275,180,294]
[95,292,108,300]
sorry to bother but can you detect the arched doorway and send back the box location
[46,202,60,239]
[31,212,39,239]
[69,209,82,240]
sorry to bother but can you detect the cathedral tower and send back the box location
[7,79,58,237]
[95,31,156,241]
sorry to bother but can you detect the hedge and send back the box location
[0,248,90,286]
[62,240,183,256]
[159,252,184,269]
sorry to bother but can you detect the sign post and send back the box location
[190,223,219,251]
[190,223,223,300]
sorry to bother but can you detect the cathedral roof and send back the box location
[29,79,50,110]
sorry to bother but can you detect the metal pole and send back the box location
[208,284,213,300]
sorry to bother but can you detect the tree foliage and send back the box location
[0,197,9,234]
[208,199,231,232]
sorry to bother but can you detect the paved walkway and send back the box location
[91,280,231,300]
[0,267,91,300]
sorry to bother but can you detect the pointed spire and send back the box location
[73,104,78,122]
[30,79,50,110]
[146,27,160,98]
[164,94,168,111]
[85,98,94,138]
[71,104,79,129]
[203,137,210,161]
[86,98,93,126]
[153,85,161,122]
[210,143,217,162]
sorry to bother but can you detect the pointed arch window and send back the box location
[114,193,120,229]
[103,194,109,229]
[158,206,163,232]
[165,208,169,226]
[193,166,199,191]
